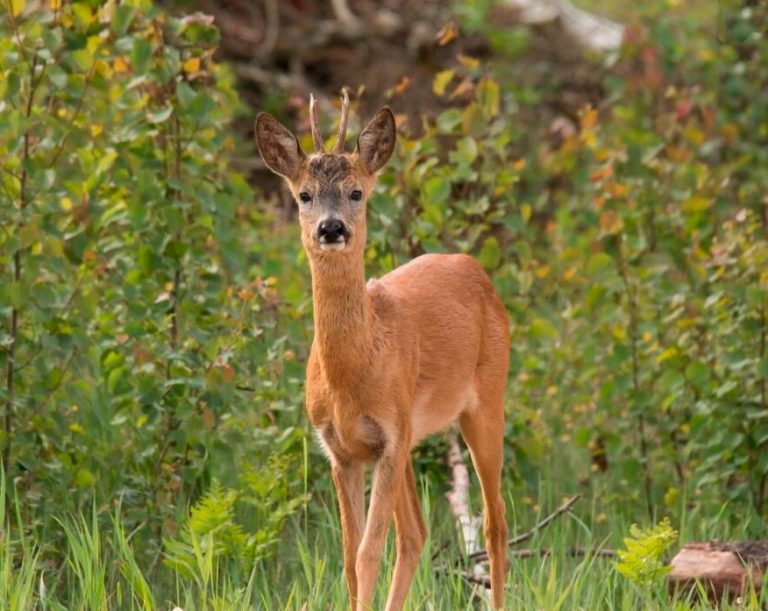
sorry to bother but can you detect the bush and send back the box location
[0,0,306,571]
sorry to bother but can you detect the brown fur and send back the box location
[256,106,510,611]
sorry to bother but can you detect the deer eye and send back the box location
[350,190,363,202]
[299,192,312,203]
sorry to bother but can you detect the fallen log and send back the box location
[668,541,766,602]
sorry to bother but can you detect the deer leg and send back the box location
[332,461,366,610]
[355,449,407,610]
[459,409,508,609]
[384,460,426,611]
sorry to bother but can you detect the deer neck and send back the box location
[309,252,374,384]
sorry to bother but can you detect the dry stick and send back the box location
[462,494,583,565]
[4,49,41,478]
[618,245,654,519]
[445,432,486,580]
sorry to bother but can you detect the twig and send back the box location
[330,0,363,33]
[462,494,582,565]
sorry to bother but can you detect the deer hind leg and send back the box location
[459,396,508,610]
[384,460,427,611]
[331,461,366,610]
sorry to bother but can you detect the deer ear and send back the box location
[356,107,396,174]
[255,113,305,180]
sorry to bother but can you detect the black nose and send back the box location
[318,219,347,242]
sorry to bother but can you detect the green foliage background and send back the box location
[0,0,766,607]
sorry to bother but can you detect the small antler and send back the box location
[309,93,325,152]
[333,89,350,154]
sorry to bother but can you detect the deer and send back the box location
[255,92,510,610]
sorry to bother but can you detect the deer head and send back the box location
[255,93,396,258]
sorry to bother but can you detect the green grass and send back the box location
[2,460,766,610]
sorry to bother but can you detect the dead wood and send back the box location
[668,542,765,602]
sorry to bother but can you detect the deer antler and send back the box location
[333,89,350,154]
[309,94,325,152]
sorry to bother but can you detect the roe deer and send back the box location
[255,93,509,610]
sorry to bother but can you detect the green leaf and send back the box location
[74,468,95,488]
[759,354,768,379]
[529,317,558,341]
[455,137,478,163]
[177,81,197,108]
[616,518,678,587]
[685,360,710,388]
[131,37,153,73]
[586,252,613,276]
[477,236,501,270]
[421,177,450,205]
[147,106,173,124]
[95,148,118,176]
[71,48,94,71]
[112,5,137,36]
[436,108,462,133]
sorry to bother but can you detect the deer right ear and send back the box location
[255,113,305,180]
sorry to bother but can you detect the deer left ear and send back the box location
[255,113,306,180]
[356,107,396,174]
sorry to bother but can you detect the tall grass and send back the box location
[0,466,768,611]
[2,466,765,610]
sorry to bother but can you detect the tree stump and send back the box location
[668,541,767,602]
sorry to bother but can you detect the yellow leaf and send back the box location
[113,56,130,73]
[60,196,73,211]
[436,22,459,46]
[476,78,500,117]
[611,325,627,341]
[69,423,85,435]
[449,78,474,100]
[579,106,597,131]
[456,53,480,69]
[49,0,60,9]
[681,196,712,214]
[599,210,624,235]
[682,126,704,145]
[605,182,627,198]
[521,203,532,224]
[657,346,678,364]
[90,124,103,137]
[432,70,454,96]
[183,57,200,74]
[10,0,24,17]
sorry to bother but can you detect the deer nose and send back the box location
[318,219,347,242]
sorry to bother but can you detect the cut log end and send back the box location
[668,542,766,602]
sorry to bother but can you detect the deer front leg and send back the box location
[331,461,366,610]
[355,448,408,610]
[384,460,426,611]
